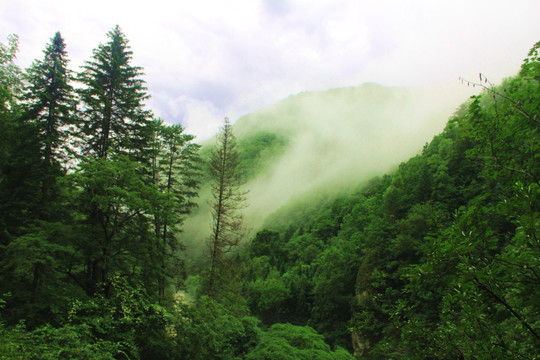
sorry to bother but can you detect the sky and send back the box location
[2,0,539,140]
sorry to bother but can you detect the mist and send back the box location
[181,81,475,263]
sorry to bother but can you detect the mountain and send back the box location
[182,82,471,259]
[237,58,540,356]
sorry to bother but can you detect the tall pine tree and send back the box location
[149,119,201,298]
[77,25,152,161]
[0,33,77,326]
[22,31,75,208]
[70,26,157,297]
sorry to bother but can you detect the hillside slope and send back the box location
[240,44,540,357]
[183,82,470,259]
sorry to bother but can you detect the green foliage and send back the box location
[0,118,44,241]
[247,269,291,323]
[0,321,122,359]
[148,119,202,297]
[244,41,540,359]
[67,277,180,360]
[236,131,288,179]
[310,239,359,349]
[69,155,159,294]
[2,26,538,360]
[249,230,286,265]
[174,296,261,360]
[387,44,540,359]
[22,32,75,171]
[245,323,354,360]
[77,25,152,161]
[0,34,22,177]
[0,28,206,359]
[520,40,540,80]
[0,34,24,242]
[1,221,79,325]
[0,34,22,113]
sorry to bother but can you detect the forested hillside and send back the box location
[0,26,538,359]
[183,82,466,263]
[240,43,540,358]
[219,82,465,221]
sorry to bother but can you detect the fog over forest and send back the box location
[1,4,539,357]
[182,82,473,259]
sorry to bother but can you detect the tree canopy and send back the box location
[0,29,538,360]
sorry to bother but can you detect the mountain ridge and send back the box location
[183,81,472,260]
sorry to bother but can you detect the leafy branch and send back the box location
[459,73,539,125]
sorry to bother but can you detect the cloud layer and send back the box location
[2,0,539,139]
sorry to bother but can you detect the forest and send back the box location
[0,25,539,359]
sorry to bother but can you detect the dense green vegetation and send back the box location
[240,42,540,358]
[1,26,538,359]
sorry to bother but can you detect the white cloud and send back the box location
[2,0,539,140]
[176,96,225,142]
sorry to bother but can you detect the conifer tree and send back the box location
[22,32,74,207]
[149,119,201,298]
[23,32,74,166]
[70,26,157,297]
[0,34,54,255]
[0,34,23,240]
[0,33,76,326]
[0,34,22,171]
[77,25,152,161]
[207,117,247,298]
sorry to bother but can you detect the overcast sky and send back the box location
[2,0,539,140]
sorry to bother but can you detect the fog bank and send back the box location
[181,82,475,263]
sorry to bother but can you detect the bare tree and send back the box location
[207,117,247,297]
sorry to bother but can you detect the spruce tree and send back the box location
[0,33,77,326]
[22,32,75,208]
[77,25,152,161]
[71,26,156,296]
[149,118,201,298]
[0,34,23,241]
[23,32,74,166]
